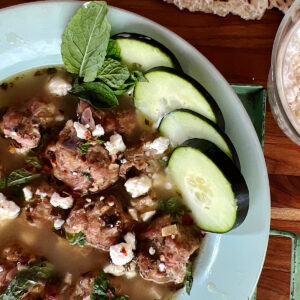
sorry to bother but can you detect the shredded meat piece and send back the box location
[69,271,96,299]
[137,215,201,284]
[77,101,137,138]
[0,97,63,153]
[46,120,119,193]
[64,195,133,251]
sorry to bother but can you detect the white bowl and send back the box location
[0,2,270,299]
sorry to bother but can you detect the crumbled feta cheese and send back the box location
[140,210,156,222]
[73,122,90,140]
[128,208,139,221]
[105,134,126,156]
[0,266,3,272]
[35,189,48,199]
[109,242,134,266]
[162,224,178,237]
[149,247,156,255]
[124,175,152,198]
[104,263,126,276]
[121,158,127,164]
[100,196,105,201]
[22,186,32,202]
[108,201,115,207]
[92,124,105,137]
[50,192,73,210]
[148,137,169,155]
[124,232,136,250]
[165,182,172,190]
[54,219,65,230]
[158,263,166,272]
[0,193,20,220]
[48,77,71,96]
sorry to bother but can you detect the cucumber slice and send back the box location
[112,33,181,72]
[134,67,225,129]
[168,139,249,233]
[159,109,239,167]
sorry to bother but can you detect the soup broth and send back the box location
[0,67,196,299]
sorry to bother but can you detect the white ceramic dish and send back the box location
[0,2,270,299]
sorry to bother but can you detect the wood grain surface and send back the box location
[0,0,299,299]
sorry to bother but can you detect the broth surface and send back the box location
[0,67,182,300]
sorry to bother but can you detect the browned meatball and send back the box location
[25,182,66,227]
[137,215,201,284]
[64,195,133,251]
[77,101,137,139]
[46,120,119,193]
[0,97,63,153]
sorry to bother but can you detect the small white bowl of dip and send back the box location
[269,1,300,145]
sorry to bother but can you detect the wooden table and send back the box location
[1,0,299,299]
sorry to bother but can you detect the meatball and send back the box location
[0,98,63,153]
[77,101,137,138]
[25,182,67,227]
[64,195,133,251]
[137,215,201,284]
[46,120,119,193]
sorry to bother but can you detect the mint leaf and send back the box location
[61,1,111,82]
[96,139,105,145]
[7,168,40,187]
[91,271,129,300]
[69,81,118,109]
[65,231,86,247]
[78,141,91,155]
[158,197,186,216]
[106,39,121,60]
[25,156,42,170]
[97,58,130,89]
[0,262,54,299]
[130,70,147,82]
[184,263,193,295]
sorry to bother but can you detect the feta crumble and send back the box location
[128,208,139,221]
[22,186,32,202]
[54,219,65,230]
[140,210,156,222]
[105,134,126,156]
[73,122,90,140]
[124,232,136,250]
[149,247,156,255]
[158,262,166,272]
[92,124,105,137]
[109,242,134,266]
[35,189,48,199]
[50,192,73,210]
[0,193,20,220]
[124,175,152,198]
[147,137,169,155]
[48,77,71,96]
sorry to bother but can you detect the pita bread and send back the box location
[164,0,294,20]
[268,0,294,12]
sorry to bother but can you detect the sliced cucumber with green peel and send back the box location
[111,33,181,72]
[134,67,225,129]
[168,139,249,233]
[159,109,239,166]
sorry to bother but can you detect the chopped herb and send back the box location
[96,139,105,145]
[91,271,130,300]
[158,159,167,167]
[0,262,55,299]
[0,176,6,190]
[7,168,40,187]
[158,197,186,216]
[184,263,193,295]
[24,156,42,170]
[81,172,93,183]
[65,231,86,247]
[78,141,91,155]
